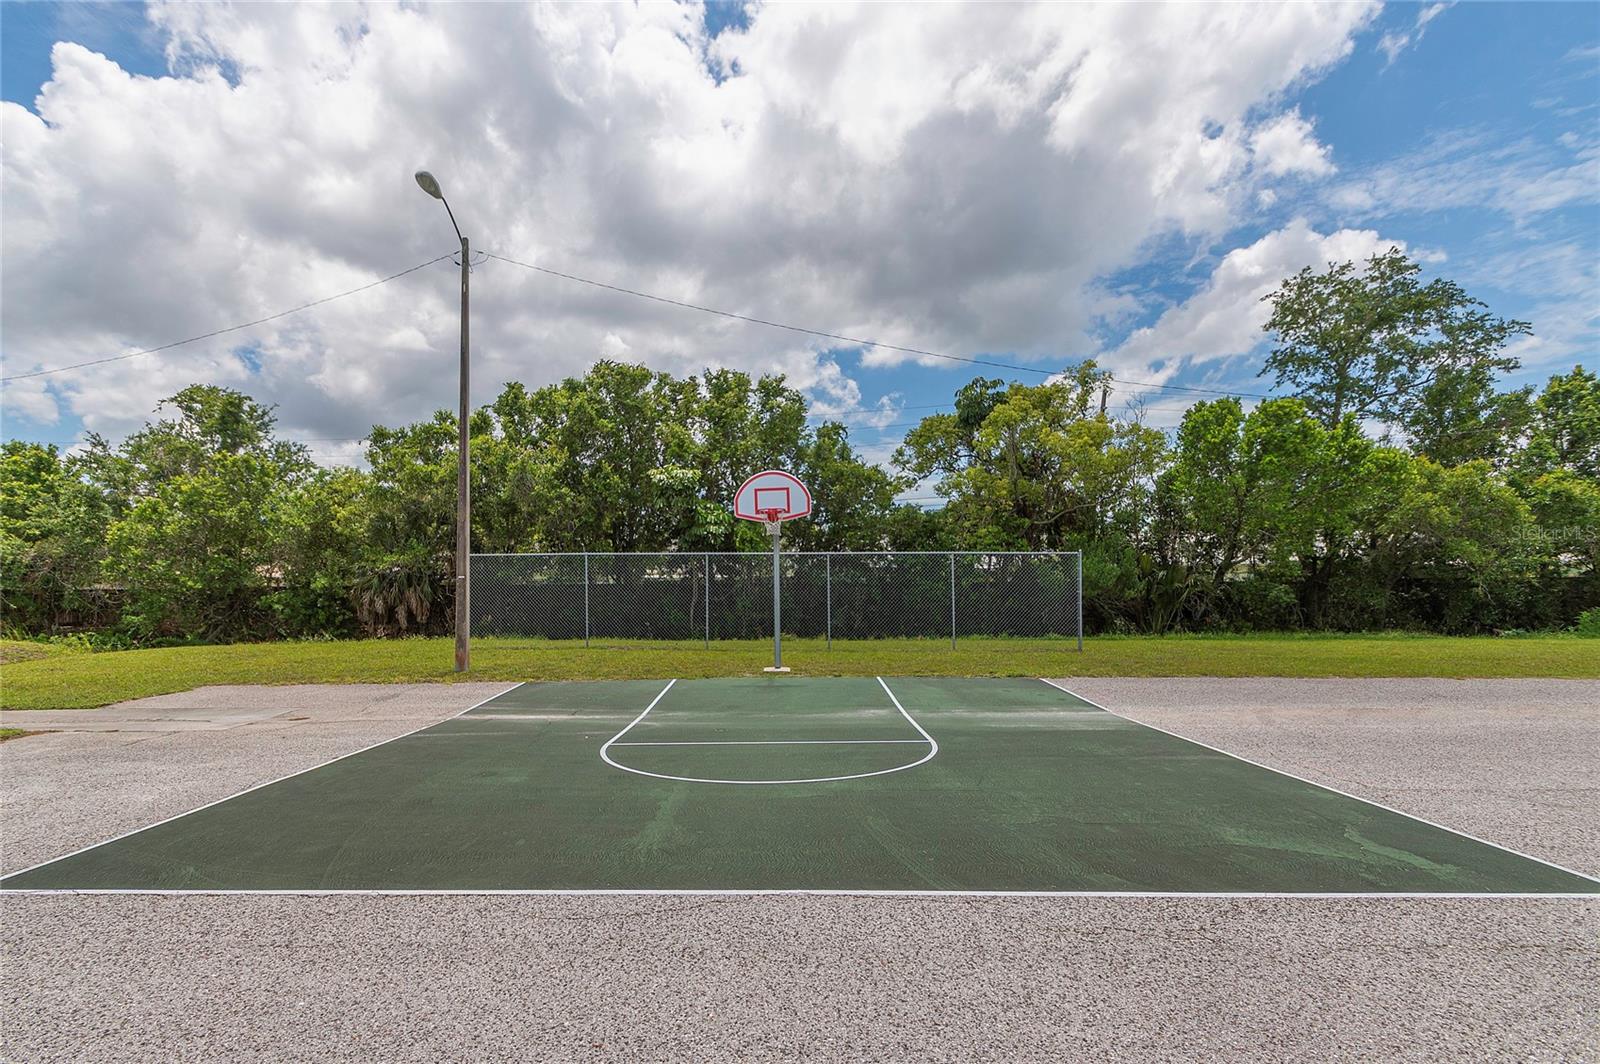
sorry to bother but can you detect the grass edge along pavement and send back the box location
[2,633,1598,710]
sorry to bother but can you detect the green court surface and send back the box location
[4,677,1596,894]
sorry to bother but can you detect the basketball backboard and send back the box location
[733,470,812,523]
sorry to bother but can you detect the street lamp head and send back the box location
[414,170,443,199]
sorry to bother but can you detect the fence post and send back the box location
[949,552,957,649]
[583,552,590,648]
[704,552,710,648]
[1076,550,1083,652]
[825,553,832,650]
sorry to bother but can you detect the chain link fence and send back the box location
[470,551,1083,648]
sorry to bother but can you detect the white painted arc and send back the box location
[1037,678,1600,886]
[597,676,938,785]
[6,883,1593,889]
[612,739,927,747]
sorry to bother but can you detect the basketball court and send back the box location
[4,675,1594,895]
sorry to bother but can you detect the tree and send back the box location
[269,467,369,636]
[1156,397,1411,628]
[0,442,111,632]
[1369,458,1540,632]
[92,387,312,639]
[1260,247,1530,434]
[1156,398,1305,617]
[1516,366,1600,482]
[793,421,903,550]
[1403,366,1531,467]
[104,455,283,638]
[896,365,1164,550]
[81,384,311,511]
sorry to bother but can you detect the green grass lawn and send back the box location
[1,633,1596,711]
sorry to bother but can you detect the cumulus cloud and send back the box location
[2,1,1378,452]
[1102,218,1398,378]
[1249,110,1335,178]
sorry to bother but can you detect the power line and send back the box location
[485,249,1282,403]
[1107,375,1275,400]
[1,254,456,383]
[483,251,1053,378]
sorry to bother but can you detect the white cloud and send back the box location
[0,377,61,424]
[1102,218,1398,374]
[2,2,1379,450]
[1459,240,1599,373]
[1378,2,1451,68]
[1329,129,1600,222]
[1249,110,1335,178]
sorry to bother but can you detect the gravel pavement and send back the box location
[3,678,1597,1062]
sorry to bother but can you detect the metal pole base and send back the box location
[763,666,792,673]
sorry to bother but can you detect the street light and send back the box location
[415,170,471,672]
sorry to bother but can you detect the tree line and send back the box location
[3,248,1596,642]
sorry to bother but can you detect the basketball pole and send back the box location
[737,472,808,674]
[770,520,783,671]
[414,170,471,672]
[455,230,470,673]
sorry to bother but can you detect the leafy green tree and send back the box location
[1368,458,1540,631]
[93,387,312,639]
[1516,366,1600,482]
[1260,247,1530,434]
[105,453,285,638]
[0,442,111,632]
[792,422,903,550]
[1157,398,1305,617]
[896,365,1165,550]
[1522,469,1600,567]
[357,412,461,634]
[268,467,368,636]
[476,362,892,552]
[881,504,951,550]
[1403,366,1532,467]
[485,362,704,550]
[81,384,311,511]
[693,368,811,521]
[1157,397,1410,628]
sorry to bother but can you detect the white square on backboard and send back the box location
[754,487,792,513]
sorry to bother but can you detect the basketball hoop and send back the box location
[732,470,813,672]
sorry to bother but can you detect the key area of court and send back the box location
[3,676,1594,894]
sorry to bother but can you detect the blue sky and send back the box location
[2,2,1595,477]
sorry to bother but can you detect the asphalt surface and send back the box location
[3,678,1597,1062]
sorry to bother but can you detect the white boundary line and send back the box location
[1038,677,1600,887]
[5,679,1594,898]
[0,681,528,885]
[3,888,1595,898]
[597,676,938,785]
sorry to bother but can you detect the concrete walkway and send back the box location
[3,678,1596,1062]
